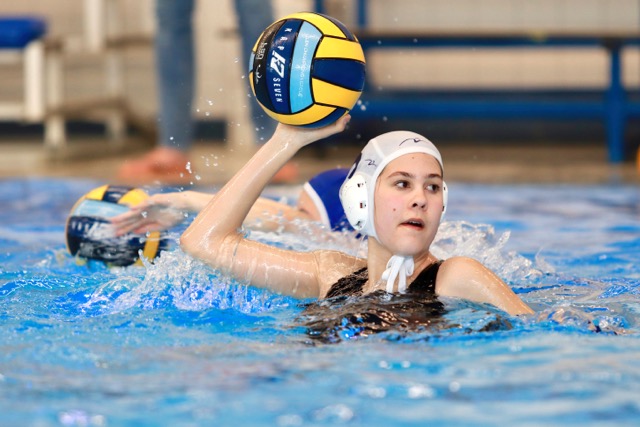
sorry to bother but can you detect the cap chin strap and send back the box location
[381,255,414,293]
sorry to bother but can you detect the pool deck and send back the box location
[1,134,639,186]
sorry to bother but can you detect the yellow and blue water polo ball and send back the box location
[65,185,167,267]
[249,12,366,128]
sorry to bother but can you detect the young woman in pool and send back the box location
[111,168,352,236]
[180,115,533,316]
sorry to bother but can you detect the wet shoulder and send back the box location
[313,249,366,299]
[435,256,487,296]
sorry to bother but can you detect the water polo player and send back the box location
[180,116,533,315]
[111,168,352,236]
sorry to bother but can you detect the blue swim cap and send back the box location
[303,168,353,231]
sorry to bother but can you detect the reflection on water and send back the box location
[0,179,639,426]
[299,290,448,343]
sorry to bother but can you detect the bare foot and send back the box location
[271,161,300,184]
[117,147,194,185]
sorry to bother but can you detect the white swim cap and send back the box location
[339,130,446,241]
[339,130,448,293]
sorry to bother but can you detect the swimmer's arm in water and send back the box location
[111,191,311,236]
[110,191,212,235]
[180,116,351,298]
[435,256,534,316]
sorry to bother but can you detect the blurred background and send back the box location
[0,0,639,184]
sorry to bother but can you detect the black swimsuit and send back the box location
[325,260,444,298]
[299,261,445,343]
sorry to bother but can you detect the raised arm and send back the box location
[180,116,351,298]
[436,256,534,315]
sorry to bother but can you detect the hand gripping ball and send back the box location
[249,12,366,128]
[65,185,168,267]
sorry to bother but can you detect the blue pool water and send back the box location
[1,177,639,426]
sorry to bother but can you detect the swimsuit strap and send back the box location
[407,260,443,295]
[326,260,443,298]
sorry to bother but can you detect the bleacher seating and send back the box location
[0,16,47,123]
[314,0,640,163]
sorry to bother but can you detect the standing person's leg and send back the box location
[156,0,195,155]
[234,0,298,182]
[118,0,195,183]
[234,0,276,143]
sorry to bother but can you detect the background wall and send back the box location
[0,0,310,123]
[0,0,638,133]
[323,0,640,90]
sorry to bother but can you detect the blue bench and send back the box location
[0,16,48,122]
[0,17,46,48]
[314,1,640,163]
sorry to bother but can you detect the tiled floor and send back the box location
[1,133,638,186]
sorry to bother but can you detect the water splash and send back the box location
[432,220,544,282]
[81,250,291,316]
[246,216,366,257]
[533,306,624,335]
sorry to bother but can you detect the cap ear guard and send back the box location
[339,173,368,231]
[441,181,448,221]
[340,174,449,231]
[341,175,449,230]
